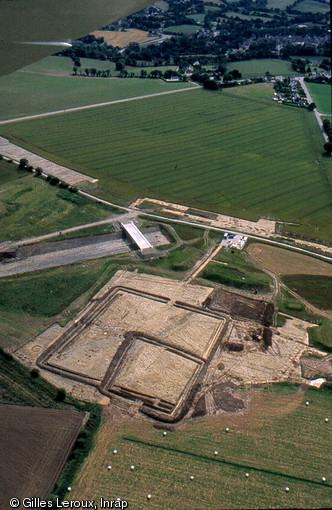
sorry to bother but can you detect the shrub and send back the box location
[55,388,66,402]
[30,368,40,378]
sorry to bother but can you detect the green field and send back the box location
[201,249,273,293]
[1,84,331,241]
[0,72,194,121]
[21,56,179,79]
[69,384,332,509]
[294,0,330,13]
[0,258,120,351]
[226,11,271,22]
[306,83,332,114]
[0,167,113,242]
[164,24,203,34]
[267,0,294,8]
[309,319,332,352]
[227,59,301,78]
[282,275,332,311]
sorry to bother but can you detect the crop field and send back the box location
[294,0,330,13]
[227,59,301,78]
[306,83,332,114]
[0,72,194,121]
[0,404,86,508]
[1,84,331,241]
[0,172,112,242]
[92,29,155,47]
[247,243,332,276]
[68,384,332,509]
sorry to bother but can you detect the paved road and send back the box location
[0,85,200,125]
[0,212,137,253]
[0,230,165,278]
[297,77,329,142]
[79,190,332,263]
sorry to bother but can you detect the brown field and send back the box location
[109,338,200,405]
[91,29,156,48]
[0,404,87,508]
[248,243,332,276]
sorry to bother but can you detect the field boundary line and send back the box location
[0,85,201,125]
[122,437,331,488]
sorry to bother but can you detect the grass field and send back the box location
[0,72,194,121]
[308,319,332,352]
[1,84,331,241]
[306,83,332,114]
[267,0,294,8]
[226,11,270,22]
[0,258,119,351]
[0,168,113,242]
[164,24,203,34]
[20,56,116,76]
[282,275,332,311]
[294,0,330,13]
[68,384,332,509]
[227,59,301,78]
[201,249,273,293]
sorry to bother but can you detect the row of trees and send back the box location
[18,158,78,192]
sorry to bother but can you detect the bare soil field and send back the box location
[248,243,332,276]
[0,404,87,508]
[206,287,273,323]
[91,29,156,47]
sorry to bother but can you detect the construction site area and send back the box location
[19,270,325,423]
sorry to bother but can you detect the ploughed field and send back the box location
[1,84,330,240]
[0,404,86,508]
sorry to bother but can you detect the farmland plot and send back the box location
[1,84,331,240]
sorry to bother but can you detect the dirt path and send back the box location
[185,240,224,282]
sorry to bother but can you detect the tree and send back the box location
[308,102,316,111]
[30,368,40,379]
[324,142,332,155]
[35,167,42,176]
[19,158,28,169]
[231,69,242,79]
[55,388,66,402]
[204,79,218,90]
[115,59,125,71]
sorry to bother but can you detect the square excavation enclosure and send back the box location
[39,288,226,419]
[108,338,201,408]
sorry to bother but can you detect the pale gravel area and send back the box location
[131,197,276,236]
[0,136,97,185]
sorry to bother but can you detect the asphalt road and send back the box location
[0,230,168,277]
